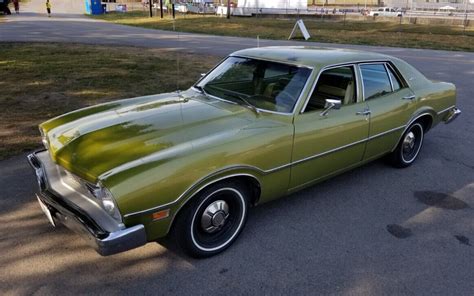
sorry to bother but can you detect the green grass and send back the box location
[92,12,474,52]
[0,43,219,160]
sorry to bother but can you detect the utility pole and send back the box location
[172,1,175,19]
[149,0,153,17]
[227,0,230,19]
[160,0,163,18]
[463,0,468,35]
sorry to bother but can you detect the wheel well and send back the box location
[218,175,261,206]
[414,115,433,132]
[168,174,262,235]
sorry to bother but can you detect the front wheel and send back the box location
[174,181,249,258]
[388,122,424,168]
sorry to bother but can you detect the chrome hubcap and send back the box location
[403,131,416,151]
[201,200,229,233]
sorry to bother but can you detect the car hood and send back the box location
[42,90,255,182]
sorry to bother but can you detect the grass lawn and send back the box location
[92,12,474,52]
[0,43,219,160]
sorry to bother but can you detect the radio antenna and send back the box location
[173,18,181,96]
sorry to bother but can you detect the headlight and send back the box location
[39,128,49,150]
[93,184,122,223]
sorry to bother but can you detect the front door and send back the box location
[290,65,370,190]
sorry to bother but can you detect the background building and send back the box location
[237,0,307,9]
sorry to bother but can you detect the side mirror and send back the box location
[200,73,206,78]
[320,99,342,116]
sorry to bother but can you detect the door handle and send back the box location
[356,109,371,116]
[402,95,416,100]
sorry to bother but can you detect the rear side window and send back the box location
[360,64,392,100]
[387,65,402,91]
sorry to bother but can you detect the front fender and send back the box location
[101,118,294,240]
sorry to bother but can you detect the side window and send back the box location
[305,66,356,112]
[360,64,392,100]
[387,65,402,91]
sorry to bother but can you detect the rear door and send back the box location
[359,62,417,161]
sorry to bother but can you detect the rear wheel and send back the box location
[388,122,424,168]
[174,180,249,258]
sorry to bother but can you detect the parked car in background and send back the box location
[369,7,402,17]
[28,47,459,258]
[0,0,11,14]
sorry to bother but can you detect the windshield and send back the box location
[197,56,312,113]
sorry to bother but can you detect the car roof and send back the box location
[231,46,392,69]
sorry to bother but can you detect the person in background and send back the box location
[45,0,51,17]
[12,0,19,14]
[165,0,171,15]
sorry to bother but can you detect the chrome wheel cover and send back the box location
[190,187,247,252]
[401,124,423,163]
[201,200,230,233]
[403,131,416,152]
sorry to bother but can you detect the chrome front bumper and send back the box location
[443,107,461,124]
[27,150,147,256]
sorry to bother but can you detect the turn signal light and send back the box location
[152,209,170,221]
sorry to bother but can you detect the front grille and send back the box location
[58,168,97,201]
[64,170,82,187]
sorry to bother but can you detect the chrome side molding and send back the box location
[402,95,416,100]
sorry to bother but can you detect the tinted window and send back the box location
[360,64,392,100]
[305,66,356,112]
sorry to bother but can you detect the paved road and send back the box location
[1,5,474,296]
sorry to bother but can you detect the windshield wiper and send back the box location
[194,85,209,97]
[223,92,259,115]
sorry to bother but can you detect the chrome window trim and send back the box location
[195,55,314,116]
[385,63,395,92]
[193,56,229,86]
[229,54,315,69]
[357,64,365,102]
[386,62,409,89]
[300,63,360,114]
[300,59,396,113]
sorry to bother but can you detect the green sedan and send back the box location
[28,47,460,257]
